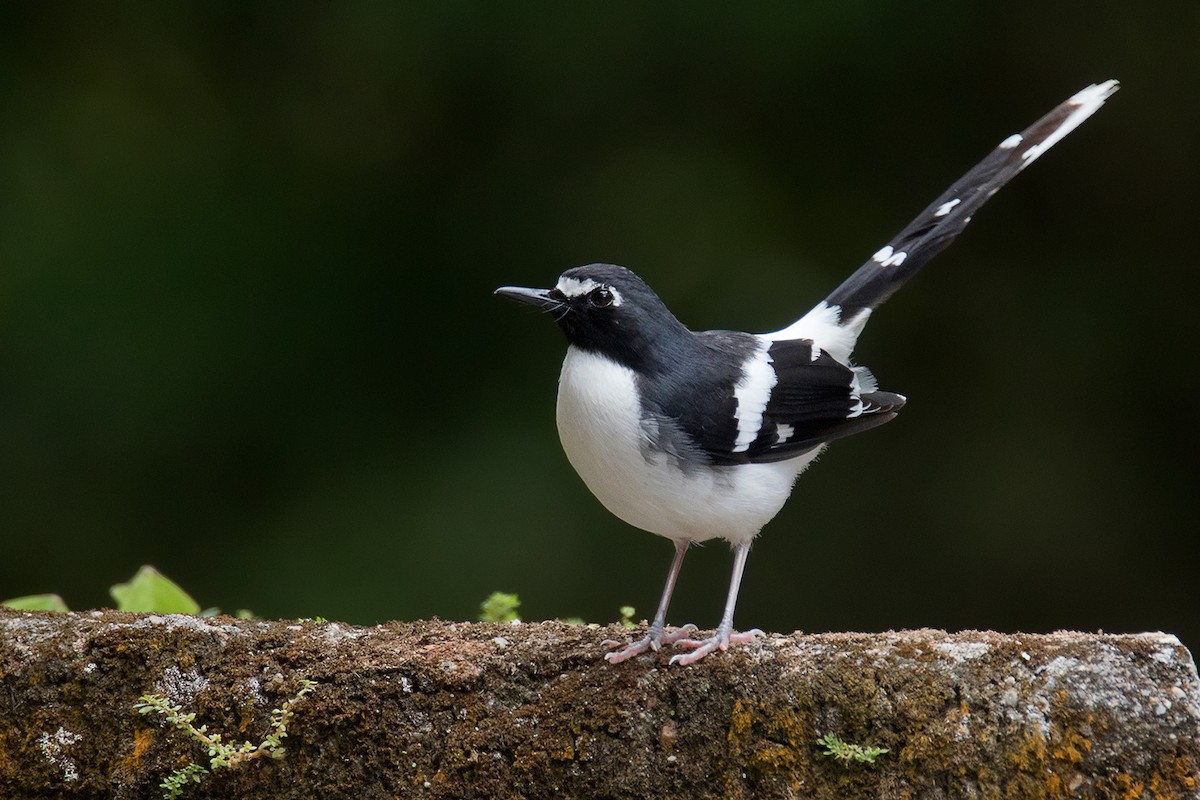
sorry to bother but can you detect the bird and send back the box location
[495,80,1118,665]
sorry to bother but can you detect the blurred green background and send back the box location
[2,4,1197,649]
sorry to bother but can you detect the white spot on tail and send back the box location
[872,245,907,267]
[935,198,961,217]
[775,423,795,444]
[732,344,777,452]
[999,133,1023,149]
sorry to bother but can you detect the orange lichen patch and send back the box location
[114,726,157,779]
[726,698,755,743]
[132,728,155,763]
[1008,732,1048,772]
[1073,763,1200,800]
[1113,772,1145,799]
[1171,754,1200,790]
[723,697,813,796]
[1051,728,1091,764]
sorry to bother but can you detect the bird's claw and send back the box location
[603,624,698,663]
[668,628,764,666]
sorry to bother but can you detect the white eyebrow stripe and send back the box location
[556,277,601,297]
[555,277,623,306]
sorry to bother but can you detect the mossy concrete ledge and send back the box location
[1,610,1198,799]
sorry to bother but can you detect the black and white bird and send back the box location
[496,81,1117,665]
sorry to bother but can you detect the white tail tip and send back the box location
[1021,79,1119,166]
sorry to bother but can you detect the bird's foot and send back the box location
[603,624,698,664]
[668,627,764,666]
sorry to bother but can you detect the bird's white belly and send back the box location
[555,346,819,545]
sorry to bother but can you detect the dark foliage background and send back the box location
[2,4,1196,648]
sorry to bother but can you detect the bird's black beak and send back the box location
[494,286,562,310]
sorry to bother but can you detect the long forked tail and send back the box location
[824,80,1118,324]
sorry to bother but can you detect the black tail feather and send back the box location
[825,80,1118,321]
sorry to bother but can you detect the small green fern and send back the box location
[135,679,316,798]
[817,732,889,765]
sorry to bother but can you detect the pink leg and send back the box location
[669,540,763,666]
[604,540,697,663]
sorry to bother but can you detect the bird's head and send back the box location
[496,263,688,370]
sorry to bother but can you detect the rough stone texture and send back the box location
[1,609,1198,799]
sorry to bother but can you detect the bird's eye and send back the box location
[589,287,614,308]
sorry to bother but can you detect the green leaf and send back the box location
[110,566,201,614]
[478,591,520,622]
[619,605,637,628]
[2,593,69,612]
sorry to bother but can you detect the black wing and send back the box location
[736,338,905,464]
[642,334,904,467]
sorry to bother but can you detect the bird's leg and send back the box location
[604,540,696,663]
[669,540,763,666]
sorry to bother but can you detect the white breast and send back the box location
[555,346,821,545]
